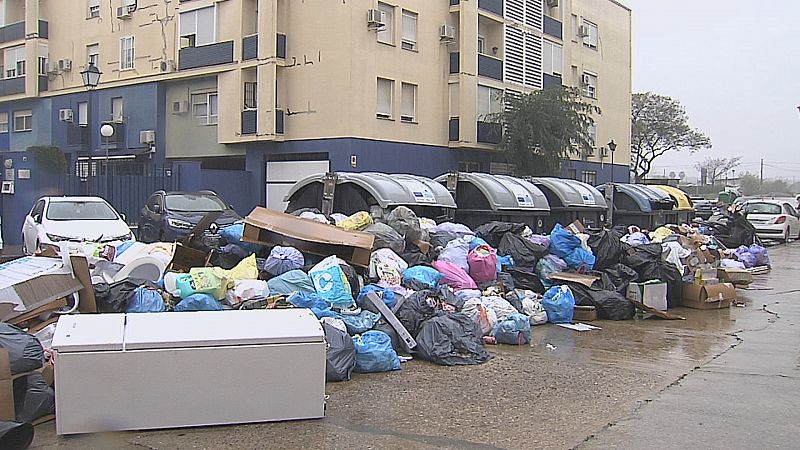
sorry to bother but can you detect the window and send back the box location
[244,82,257,110]
[87,44,99,67]
[401,83,416,122]
[582,171,597,185]
[582,72,597,98]
[13,110,32,132]
[111,97,123,122]
[582,20,598,49]
[88,0,100,18]
[78,102,88,126]
[180,6,216,47]
[376,78,393,119]
[567,168,577,180]
[401,10,417,51]
[0,113,7,133]
[587,123,597,147]
[542,40,562,76]
[377,3,394,45]
[38,45,48,76]
[477,85,502,120]
[4,46,26,78]
[119,36,134,70]
[477,35,486,54]
[571,14,578,42]
[191,92,218,125]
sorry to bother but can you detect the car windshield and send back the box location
[744,203,781,215]
[165,194,226,212]
[46,201,119,220]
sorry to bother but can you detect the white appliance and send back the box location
[52,310,326,435]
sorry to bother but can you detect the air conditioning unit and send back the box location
[547,0,559,7]
[59,109,74,123]
[116,6,131,19]
[581,73,591,85]
[578,25,590,37]
[58,59,72,71]
[367,9,384,28]
[139,130,156,145]
[171,100,189,114]
[439,25,456,41]
[159,60,176,73]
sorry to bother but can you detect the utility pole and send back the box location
[760,158,764,198]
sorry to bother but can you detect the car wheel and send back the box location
[782,227,789,243]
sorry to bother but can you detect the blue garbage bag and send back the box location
[467,236,489,251]
[308,256,355,309]
[126,287,165,313]
[491,313,532,345]
[352,330,401,373]
[267,269,317,296]
[536,254,568,288]
[748,244,770,266]
[287,292,336,319]
[357,285,397,309]
[563,247,596,270]
[175,293,223,312]
[338,310,381,335]
[496,254,514,273]
[402,265,443,290]
[219,223,262,253]
[549,223,581,259]
[542,285,575,324]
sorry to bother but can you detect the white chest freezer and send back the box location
[52,310,325,435]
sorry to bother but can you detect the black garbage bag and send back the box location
[415,313,492,366]
[474,222,527,248]
[322,323,357,382]
[503,290,527,314]
[394,290,444,337]
[0,324,44,375]
[505,267,545,294]
[93,278,154,313]
[339,262,363,299]
[587,226,629,271]
[429,231,459,250]
[622,243,663,270]
[400,242,433,266]
[598,263,639,294]
[364,223,406,254]
[623,245,682,307]
[386,206,423,242]
[13,373,55,424]
[0,421,34,450]
[485,272,516,293]
[498,233,548,267]
[589,290,635,320]
[564,282,595,307]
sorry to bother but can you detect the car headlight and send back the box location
[167,218,194,230]
[102,232,134,242]
[46,233,74,242]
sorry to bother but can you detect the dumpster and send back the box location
[596,183,676,230]
[284,172,456,220]
[529,177,608,230]
[650,185,695,224]
[435,172,550,232]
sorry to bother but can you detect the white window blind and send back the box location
[180,6,216,47]
[377,78,393,118]
[78,102,88,126]
[88,0,100,18]
[504,26,524,85]
[119,37,134,70]
[401,10,417,50]
[377,3,394,44]
[543,40,562,75]
[478,85,502,119]
[4,46,25,78]
[111,97,123,122]
[449,83,459,118]
[0,113,8,133]
[524,33,543,88]
[87,44,99,67]
[583,20,598,49]
[401,83,416,122]
[582,72,597,98]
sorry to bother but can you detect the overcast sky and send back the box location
[622,0,800,182]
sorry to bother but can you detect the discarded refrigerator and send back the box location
[52,310,326,435]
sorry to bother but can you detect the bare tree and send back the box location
[631,92,711,181]
[696,156,742,186]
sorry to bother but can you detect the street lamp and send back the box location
[80,63,102,195]
[607,140,617,183]
[100,124,115,198]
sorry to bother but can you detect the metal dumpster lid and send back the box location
[596,183,675,213]
[284,172,456,209]
[435,173,551,212]
[650,185,694,211]
[529,177,608,209]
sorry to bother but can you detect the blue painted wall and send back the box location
[562,160,629,184]
[175,161,256,216]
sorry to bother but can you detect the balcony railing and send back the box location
[178,41,234,71]
[38,75,47,92]
[449,52,459,74]
[67,125,90,146]
[478,54,503,81]
[478,0,503,17]
[543,73,562,89]
[0,22,24,44]
[241,110,256,135]
[544,15,562,40]
[0,77,25,96]
[449,118,459,142]
[477,121,501,144]
[275,109,285,134]
[38,20,48,39]
[242,34,258,61]
[277,33,287,59]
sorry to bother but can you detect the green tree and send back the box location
[496,86,599,176]
[696,156,742,187]
[28,145,67,174]
[738,172,760,195]
[631,92,711,181]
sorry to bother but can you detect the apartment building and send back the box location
[0,0,630,240]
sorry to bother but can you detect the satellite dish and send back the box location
[669,171,676,179]
[679,171,686,180]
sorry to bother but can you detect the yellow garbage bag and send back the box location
[336,211,373,231]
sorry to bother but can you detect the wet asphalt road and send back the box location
[31,243,799,449]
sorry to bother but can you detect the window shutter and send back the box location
[401,84,415,119]
[377,79,392,116]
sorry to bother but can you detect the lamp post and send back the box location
[100,124,115,199]
[79,63,102,195]
[607,139,617,183]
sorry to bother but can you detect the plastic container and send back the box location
[163,272,181,296]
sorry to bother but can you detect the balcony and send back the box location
[449,118,459,142]
[0,22,24,44]
[450,0,459,5]
[449,52,459,74]
[241,110,256,135]
[178,41,234,71]
[478,0,503,17]
[477,121,501,144]
[67,125,90,146]
[0,77,25,96]
[544,15,562,40]
[478,54,503,81]
[275,109,284,134]
[242,34,258,61]
[38,75,47,92]
[543,73,562,89]
[277,33,286,59]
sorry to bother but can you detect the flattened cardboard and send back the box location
[0,349,12,421]
[0,256,84,322]
[243,207,375,267]
[70,255,97,313]
[566,220,586,235]
[717,268,753,286]
[681,282,735,310]
[549,272,599,288]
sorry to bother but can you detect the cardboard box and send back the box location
[573,305,597,321]
[0,256,84,322]
[566,220,586,235]
[549,272,599,288]
[626,281,668,311]
[681,282,735,310]
[717,268,753,286]
[243,207,375,267]
[0,349,14,421]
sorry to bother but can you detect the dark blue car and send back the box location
[138,190,242,243]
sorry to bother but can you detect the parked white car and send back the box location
[22,196,134,254]
[742,199,800,242]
